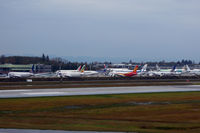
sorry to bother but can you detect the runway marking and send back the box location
[0,90,31,92]
[23,92,64,95]
[1,85,200,98]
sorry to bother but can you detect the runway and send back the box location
[1,85,200,98]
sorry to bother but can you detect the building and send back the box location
[0,64,51,74]
[35,64,51,73]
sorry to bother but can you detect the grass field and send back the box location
[0,92,200,133]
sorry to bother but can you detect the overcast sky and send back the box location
[0,0,200,62]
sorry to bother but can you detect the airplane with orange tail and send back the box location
[55,65,85,77]
[109,65,139,77]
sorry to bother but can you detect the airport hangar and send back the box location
[0,64,51,74]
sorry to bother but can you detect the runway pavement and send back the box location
[1,85,200,98]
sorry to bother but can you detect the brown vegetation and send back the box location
[0,92,200,133]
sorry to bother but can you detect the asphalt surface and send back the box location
[0,129,125,133]
[0,85,200,98]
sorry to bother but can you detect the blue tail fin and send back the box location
[32,65,35,73]
[171,65,176,72]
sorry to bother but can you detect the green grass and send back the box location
[1,92,200,133]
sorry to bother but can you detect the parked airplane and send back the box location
[81,66,99,76]
[155,64,183,74]
[33,72,57,78]
[116,65,139,77]
[8,65,35,78]
[106,67,130,72]
[183,65,200,75]
[8,72,34,78]
[104,64,147,77]
[56,65,85,77]
[148,65,176,76]
[103,64,129,76]
[155,64,173,72]
[137,64,148,76]
[108,65,139,77]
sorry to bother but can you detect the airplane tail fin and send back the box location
[31,64,35,73]
[81,65,85,72]
[77,65,82,71]
[183,65,187,71]
[104,64,107,72]
[186,65,191,71]
[171,65,176,72]
[133,65,139,73]
[156,64,160,71]
[141,64,148,72]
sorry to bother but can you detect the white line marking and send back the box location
[23,92,64,95]
[0,90,31,92]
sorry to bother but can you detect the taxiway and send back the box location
[0,85,200,98]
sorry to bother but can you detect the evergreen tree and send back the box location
[0,55,5,64]
[42,54,46,62]
[46,55,49,62]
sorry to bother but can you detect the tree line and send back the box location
[0,54,87,72]
[0,54,198,71]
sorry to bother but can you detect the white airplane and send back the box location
[8,65,35,78]
[8,72,34,78]
[137,64,148,76]
[148,65,176,76]
[33,72,57,78]
[105,67,130,72]
[108,68,131,76]
[110,65,139,77]
[104,64,147,77]
[155,64,183,74]
[56,65,85,77]
[105,65,131,77]
[105,65,139,77]
[155,64,173,72]
[183,65,200,75]
[81,67,99,76]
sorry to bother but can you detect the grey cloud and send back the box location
[0,0,200,62]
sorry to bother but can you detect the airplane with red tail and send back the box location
[116,65,138,77]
